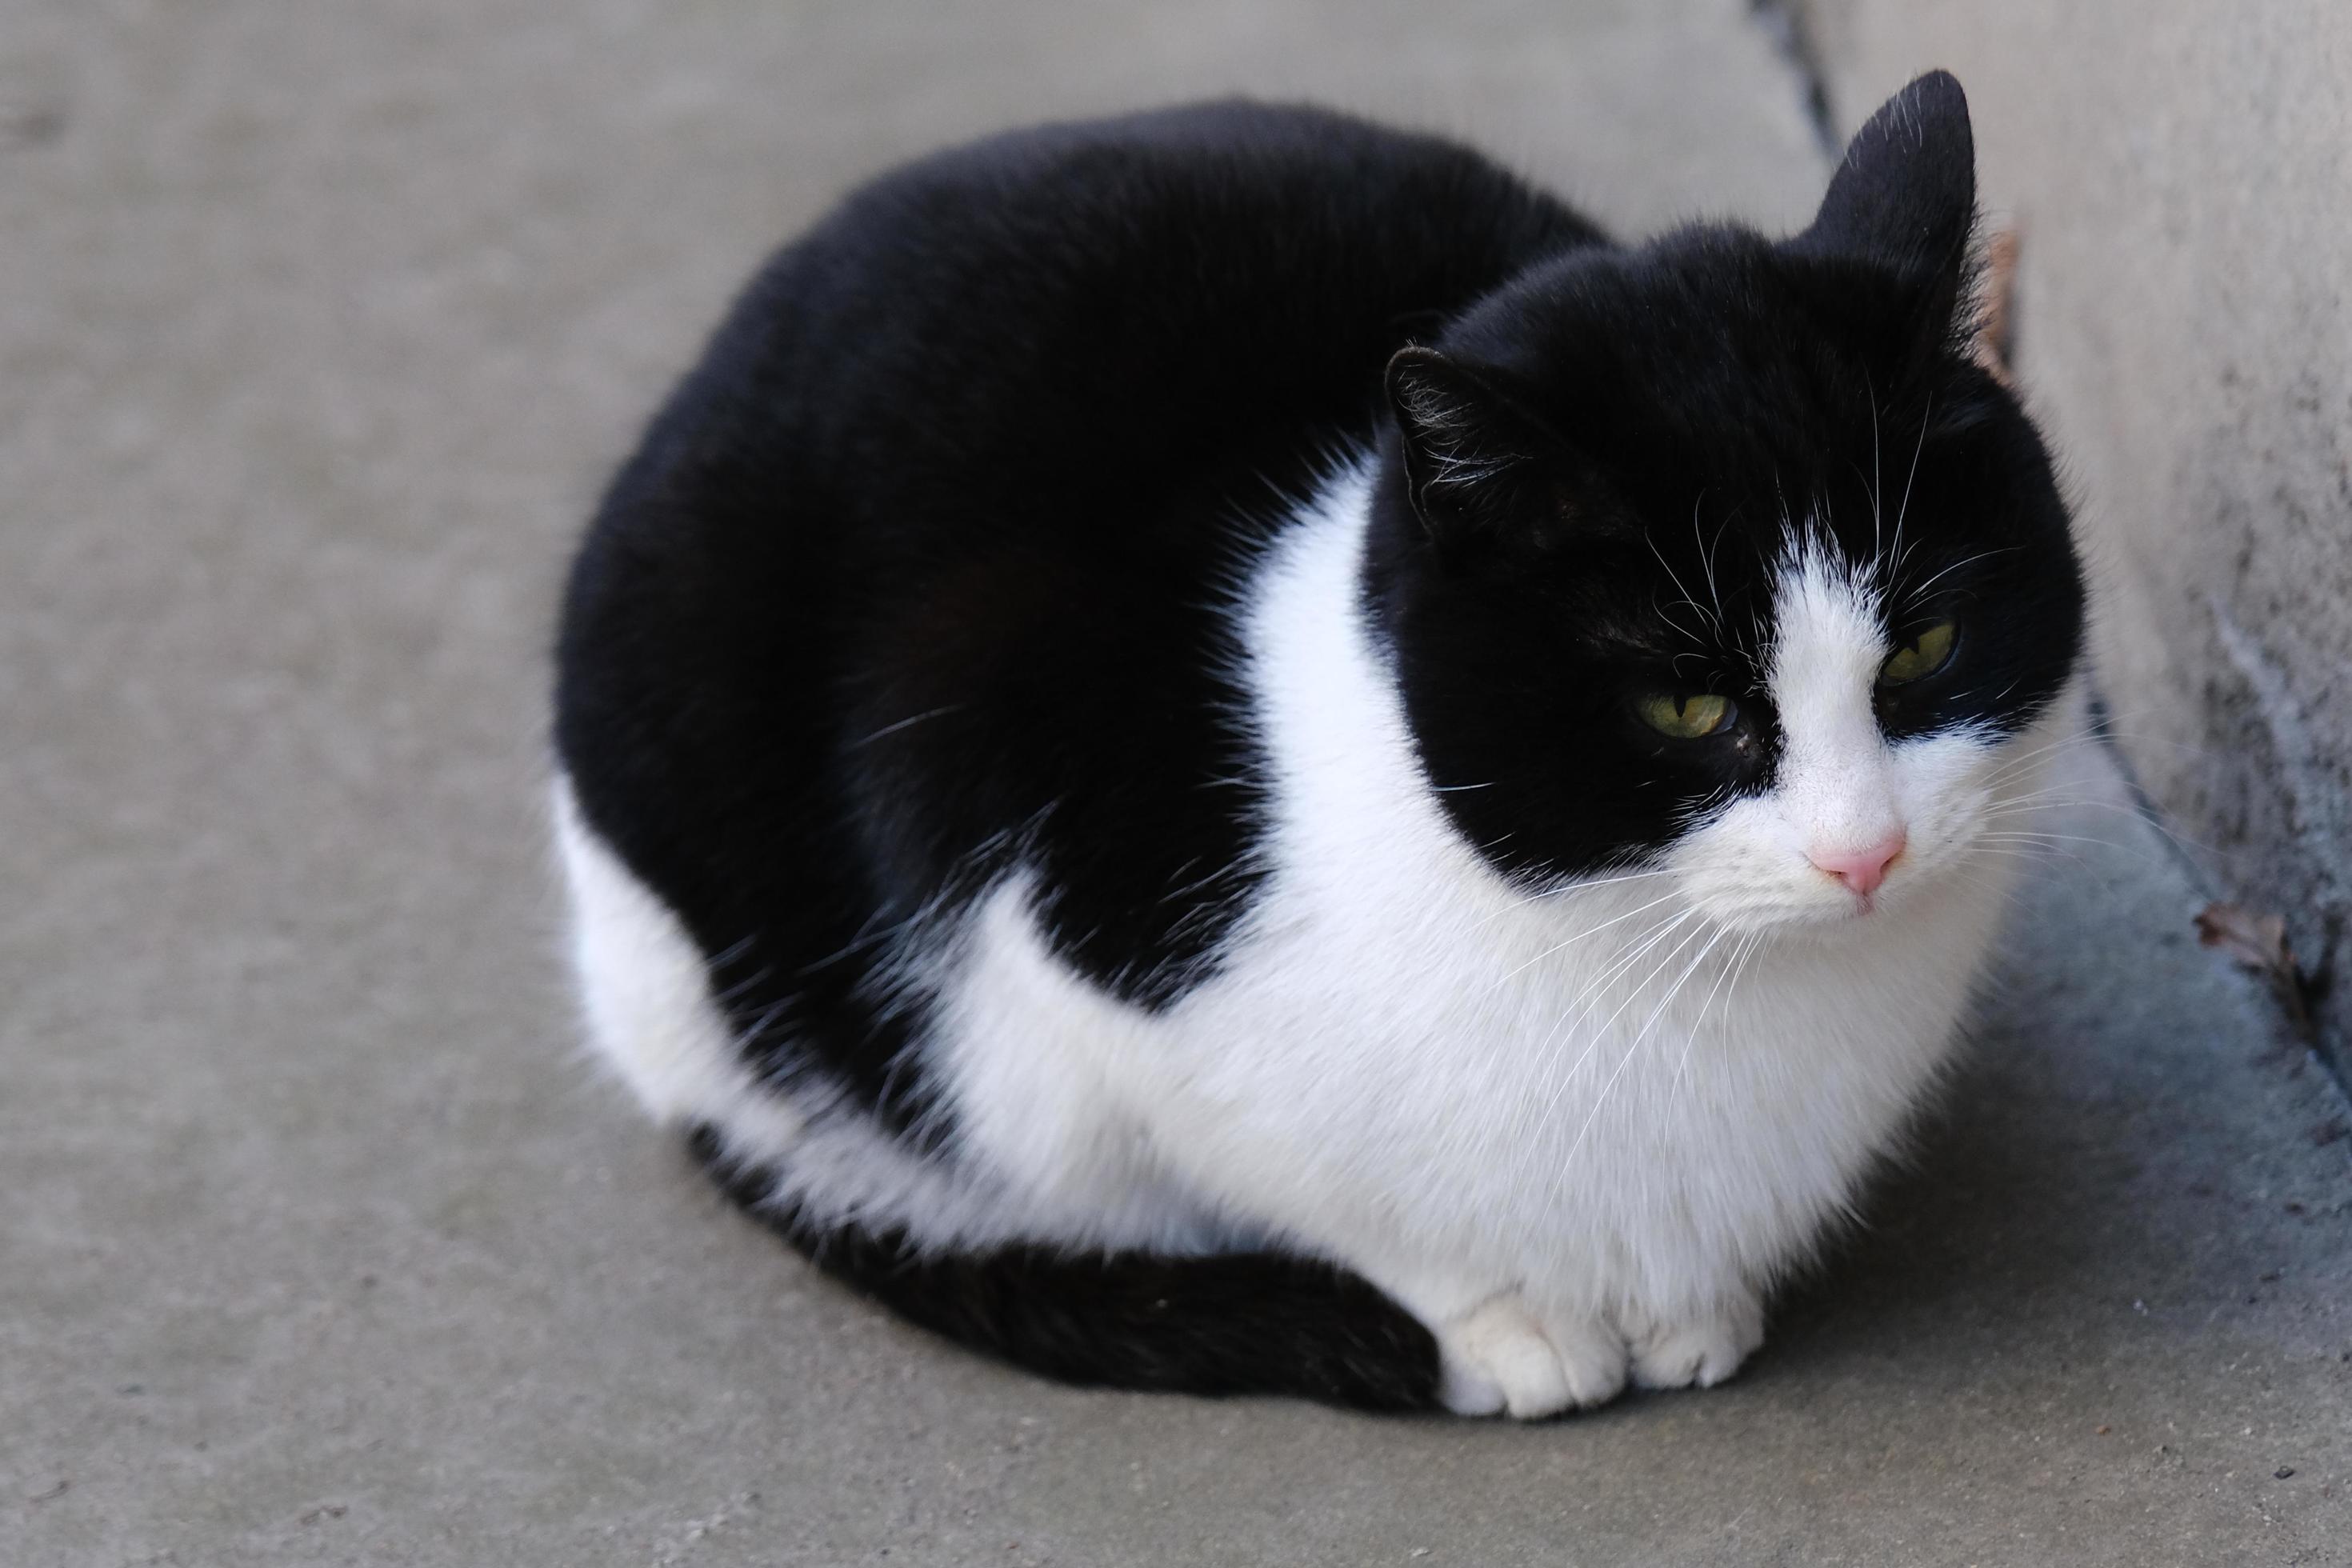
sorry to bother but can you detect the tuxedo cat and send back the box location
[554,70,2082,1417]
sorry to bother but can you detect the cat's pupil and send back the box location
[1878,618,1958,686]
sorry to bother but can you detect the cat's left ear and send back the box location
[1786,70,1977,350]
[1386,346,1569,550]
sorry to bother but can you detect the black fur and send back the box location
[558,101,1599,1131]
[556,82,2083,1407]
[690,1127,1442,1410]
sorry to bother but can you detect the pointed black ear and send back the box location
[1385,346,1565,546]
[1798,70,1976,276]
[1789,70,1977,354]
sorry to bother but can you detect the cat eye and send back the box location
[1878,619,1958,687]
[1638,692,1737,739]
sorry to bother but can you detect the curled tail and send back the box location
[689,1127,1442,1411]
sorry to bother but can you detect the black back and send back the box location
[557,102,1602,1128]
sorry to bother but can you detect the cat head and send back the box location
[1366,71,2083,933]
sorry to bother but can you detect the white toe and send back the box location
[1539,1310,1631,1406]
[1438,1298,1627,1419]
[1436,1358,1507,1416]
[1629,1298,1766,1390]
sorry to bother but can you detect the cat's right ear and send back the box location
[1793,70,1974,282]
[1385,346,1564,550]
[1786,70,1976,366]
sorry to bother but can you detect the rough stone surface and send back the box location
[4,3,2347,1564]
[1786,0,2352,1092]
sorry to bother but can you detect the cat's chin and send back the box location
[1742,906,1874,942]
[1686,881,1916,940]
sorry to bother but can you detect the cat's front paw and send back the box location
[1434,1296,1628,1419]
[1625,1294,1766,1390]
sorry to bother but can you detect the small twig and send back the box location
[2195,902,2318,1042]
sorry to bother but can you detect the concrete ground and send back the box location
[3,2,2346,1563]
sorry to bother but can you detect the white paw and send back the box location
[1435,1296,1629,1419]
[1626,1295,1766,1390]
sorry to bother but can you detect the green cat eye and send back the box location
[1878,619,1958,686]
[1638,692,1736,739]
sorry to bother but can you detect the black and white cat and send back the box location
[553,71,2083,1417]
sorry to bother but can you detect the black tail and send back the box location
[688,1127,1442,1411]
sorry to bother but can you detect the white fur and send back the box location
[554,786,1224,1254]
[557,464,2066,1418]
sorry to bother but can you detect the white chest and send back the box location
[930,466,2016,1309]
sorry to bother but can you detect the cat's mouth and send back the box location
[1809,884,1892,927]
[1781,846,1933,930]
[1830,869,1898,918]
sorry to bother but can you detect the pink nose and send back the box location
[1808,832,1907,898]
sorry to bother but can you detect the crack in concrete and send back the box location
[1746,0,1842,157]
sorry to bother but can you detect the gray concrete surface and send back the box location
[3,2,2346,1564]
[1784,0,2352,1093]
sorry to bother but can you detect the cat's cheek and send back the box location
[1878,724,2034,891]
[1661,797,1859,933]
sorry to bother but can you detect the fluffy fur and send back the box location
[553,75,2084,1416]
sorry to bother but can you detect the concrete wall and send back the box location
[1788,1,2352,1086]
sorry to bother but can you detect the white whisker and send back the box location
[1562,919,1732,1167]
[1534,913,1711,1127]
[1485,888,1686,980]
[1671,929,1762,1107]
[845,704,967,748]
